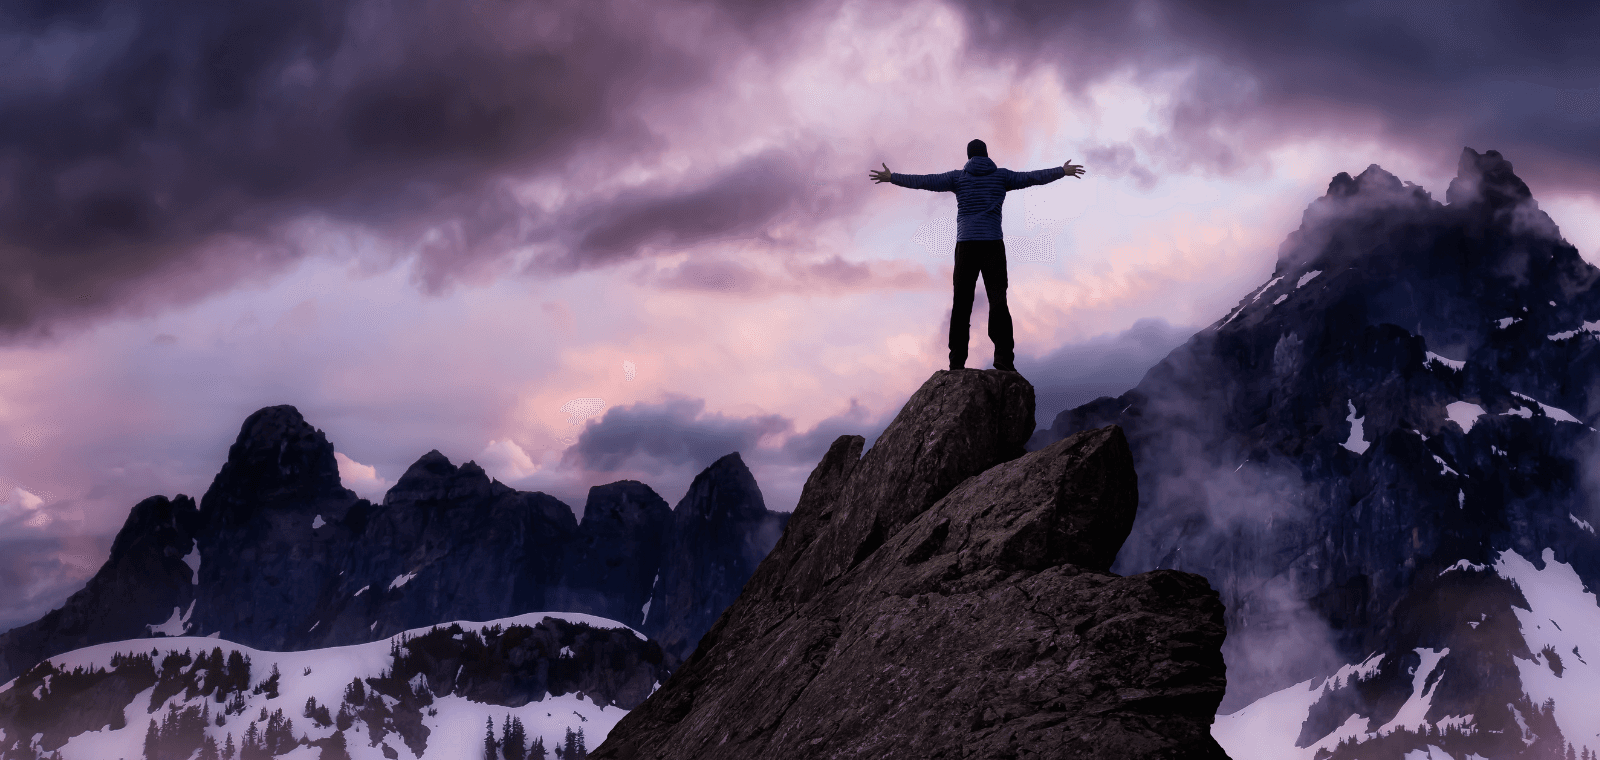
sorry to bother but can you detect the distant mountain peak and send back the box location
[200,404,349,523]
[384,449,506,506]
[1447,146,1534,209]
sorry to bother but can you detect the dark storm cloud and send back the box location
[548,149,852,270]
[0,0,833,338]
[561,395,794,472]
[953,0,1600,183]
[1019,317,1193,428]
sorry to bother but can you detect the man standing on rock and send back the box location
[870,139,1084,372]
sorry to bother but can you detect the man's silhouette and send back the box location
[870,139,1084,371]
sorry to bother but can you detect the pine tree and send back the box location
[223,733,236,760]
[199,735,220,760]
[143,719,160,760]
[485,716,499,760]
[504,716,527,760]
[530,736,547,760]
[576,727,586,758]
[320,728,350,760]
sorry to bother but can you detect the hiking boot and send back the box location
[994,361,1017,372]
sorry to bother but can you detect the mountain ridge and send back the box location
[0,405,788,684]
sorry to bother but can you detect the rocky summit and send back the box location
[1036,148,1600,758]
[594,369,1229,760]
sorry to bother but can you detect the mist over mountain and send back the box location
[1035,148,1600,758]
[0,405,787,684]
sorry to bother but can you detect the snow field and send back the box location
[1217,550,1600,760]
[13,611,645,760]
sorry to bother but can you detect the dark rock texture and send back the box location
[1030,148,1600,753]
[640,452,788,659]
[594,370,1230,760]
[553,481,673,629]
[0,495,201,684]
[0,406,788,682]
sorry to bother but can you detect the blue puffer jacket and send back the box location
[890,156,1067,241]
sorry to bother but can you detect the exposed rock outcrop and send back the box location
[594,370,1229,760]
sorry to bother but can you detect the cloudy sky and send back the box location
[2,0,1599,632]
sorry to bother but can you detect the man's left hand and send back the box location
[1063,160,1086,178]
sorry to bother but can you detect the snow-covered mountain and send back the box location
[0,406,786,683]
[1034,148,1600,759]
[0,611,662,760]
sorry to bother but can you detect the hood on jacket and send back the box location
[963,156,997,176]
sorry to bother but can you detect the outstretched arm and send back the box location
[877,167,959,192]
[1003,159,1086,190]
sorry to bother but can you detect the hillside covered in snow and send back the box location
[0,611,665,760]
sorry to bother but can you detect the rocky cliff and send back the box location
[594,369,1230,760]
[0,405,788,683]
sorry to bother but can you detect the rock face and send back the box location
[0,495,201,683]
[594,370,1229,760]
[1033,148,1600,757]
[0,406,788,682]
[640,452,787,659]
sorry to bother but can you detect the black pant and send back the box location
[950,239,1013,368]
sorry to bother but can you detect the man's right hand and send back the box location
[1063,160,1086,178]
[869,163,892,183]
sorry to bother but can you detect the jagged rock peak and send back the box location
[581,480,669,525]
[673,451,765,519]
[383,450,505,506]
[1446,146,1534,208]
[595,372,1229,760]
[108,495,201,563]
[201,405,348,521]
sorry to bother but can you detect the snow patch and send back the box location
[1446,402,1486,434]
[640,573,659,621]
[1571,514,1596,535]
[312,514,326,529]
[1494,549,1600,752]
[354,585,370,597]
[1426,352,1465,371]
[1549,319,1600,341]
[147,600,195,637]
[1511,392,1587,426]
[181,541,200,585]
[1297,270,1323,288]
[1272,294,1288,305]
[1220,277,1284,328]
[1342,401,1369,454]
[389,572,418,591]
[1439,559,1489,577]
[1432,455,1459,477]
[1458,489,1465,509]
[1253,276,1284,303]
[1497,317,1522,329]
[1374,648,1450,736]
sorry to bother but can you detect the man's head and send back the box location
[967,139,988,158]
